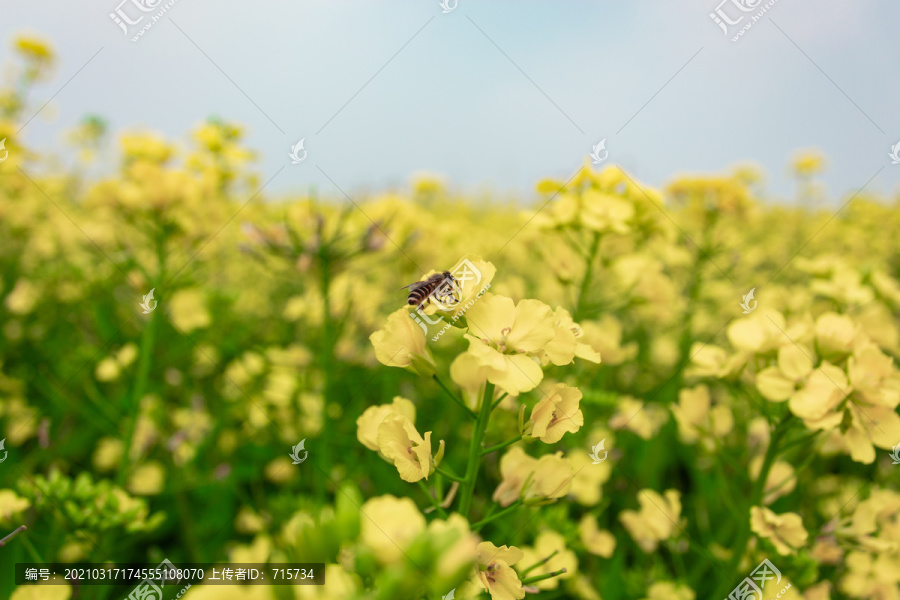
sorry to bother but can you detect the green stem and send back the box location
[459,381,494,518]
[175,488,202,562]
[471,500,522,531]
[520,550,558,577]
[19,533,44,563]
[117,306,156,486]
[317,251,334,505]
[417,481,448,519]
[0,525,27,548]
[712,414,794,599]
[481,435,522,456]
[433,375,477,419]
[491,392,509,412]
[521,568,567,585]
[435,467,465,483]
[574,231,601,321]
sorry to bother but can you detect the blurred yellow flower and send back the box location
[641,581,695,600]
[791,150,826,177]
[519,530,576,590]
[426,513,478,578]
[95,343,140,382]
[727,310,789,355]
[235,506,266,534]
[126,461,165,495]
[568,450,612,506]
[360,495,425,564]
[5,279,39,315]
[356,396,416,451]
[228,534,270,563]
[670,385,733,444]
[294,564,359,600]
[528,452,575,502]
[121,132,175,164]
[493,446,537,507]
[0,489,30,523]
[609,396,668,440]
[94,357,121,381]
[788,362,849,422]
[750,506,808,555]
[581,189,635,234]
[376,415,434,482]
[579,315,637,365]
[92,437,124,472]
[620,489,682,553]
[14,35,55,62]
[803,581,831,600]
[264,456,295,484]
[492,448,574,506]
[814,312,860,358]
[755,343,815,402]
[749,457,796,505]
[537,307,601,366]
[370,307,436,376]
[578,515,615,557]
[528,383,584,443]
[10,583,71,600]
[169,288,212,332]
[840,550,898,598]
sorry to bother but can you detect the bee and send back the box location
[402,271,458,307]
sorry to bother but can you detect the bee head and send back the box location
[442,270,454,280]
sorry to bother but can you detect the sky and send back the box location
[2,0,900,204]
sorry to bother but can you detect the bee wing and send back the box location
[400,280,429,292]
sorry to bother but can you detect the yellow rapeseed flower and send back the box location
[370,307,436,376]
[492,446,537,507]
[376,415,434,483]
[537,307,602,366]
[0,489,30,524]
[463,294,557,395]
[360,495,425,564]
[578,515,615,557]
[476,542,525,600]
[356,396,416,451]
[528,383,584,443]
[749,506,808,555]
[619,489,683,553]
[641,581,695,600]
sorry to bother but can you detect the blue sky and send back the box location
[3,0,900,203]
